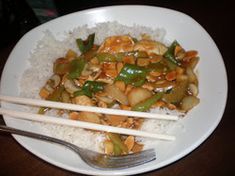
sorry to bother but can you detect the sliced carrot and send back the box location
[165,71,177,81]
[104,69,118,78]
[103,62,116,70]
[123,55,135,64]
[69,111,80,120]
[39,87,50,99]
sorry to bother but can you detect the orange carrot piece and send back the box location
[165,71,177,81]
[39,87,50,99]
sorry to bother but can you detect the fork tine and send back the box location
[104,149,156,169]
[83,149,156,169]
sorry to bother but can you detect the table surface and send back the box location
[0,1,234,176]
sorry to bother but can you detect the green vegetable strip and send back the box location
[74,81,106,97]
[96,53,117,62]
[162,79,188,104]
[132,51,148,58]
[132,92,164,112]
[115,64,148,87]
[113,144,122,156]
[38,107,48,114]
[68,58,86,79]
[108,133,128,154]
[163,40,180,66]
[76,33,95,54]
[47,86,65,102]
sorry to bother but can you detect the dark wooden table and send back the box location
[0,1,234,175]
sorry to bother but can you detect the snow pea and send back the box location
[68,57,86,79]
[76,33,95,54]
[132,92,164,112]
[115,64,148,87]
[107,133,128,155]
[74,81,106,97]
[96,53,117,62]
[163,40,180,66]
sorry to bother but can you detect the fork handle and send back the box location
[0,125,78,150]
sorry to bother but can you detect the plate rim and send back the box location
[0,5,228,176]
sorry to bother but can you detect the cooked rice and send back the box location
[20,21,179,152]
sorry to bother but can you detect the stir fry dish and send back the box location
[38,33,200,155]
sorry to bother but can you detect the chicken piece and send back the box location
[134,39,167,55]
[98,35,135,54]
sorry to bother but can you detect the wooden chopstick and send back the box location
[0,108,175,141]
[0,95,178,121]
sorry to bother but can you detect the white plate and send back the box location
[0,5,227,176]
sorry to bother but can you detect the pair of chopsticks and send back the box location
[0,95,178,141]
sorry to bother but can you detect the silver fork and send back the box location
[0,125,156,169]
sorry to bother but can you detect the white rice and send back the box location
[20,21,180,152]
